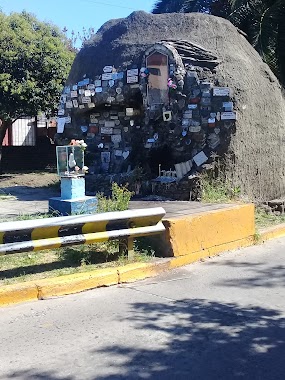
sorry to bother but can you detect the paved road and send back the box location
[0,238,285,380]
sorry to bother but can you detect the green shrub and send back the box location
[96,182,133,213]
[201,173,241,203]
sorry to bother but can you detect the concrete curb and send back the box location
[1,206,285,308]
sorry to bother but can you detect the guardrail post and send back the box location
[119,237,134,260]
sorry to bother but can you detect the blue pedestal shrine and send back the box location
[49,176,97,216]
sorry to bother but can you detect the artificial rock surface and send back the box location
[57,11,285,201]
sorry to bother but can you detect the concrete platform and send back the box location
[129,200,234,219]
[0,196,237,221]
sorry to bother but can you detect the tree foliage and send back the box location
[229,0,285,85]
[0,11,75,125]
[153,0,231,18]
[152,0,285,85]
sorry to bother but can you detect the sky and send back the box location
[0,0,156,44]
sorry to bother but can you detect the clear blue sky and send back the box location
[0,0,156,42]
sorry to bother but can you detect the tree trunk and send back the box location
[0,119,12,175]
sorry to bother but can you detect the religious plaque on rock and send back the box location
[213,87,231,97]
[103,66,113,73]
[221,111,237,120]
[82,96,91,104]
[105,120,115,128]
[102,73,113,81]
[94,80,102,87]
[111,135,122,144]
[223,102,234,111]
[101,126,113,135]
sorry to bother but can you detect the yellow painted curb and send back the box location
[0,283,38,307]
[168,236,255,269]
[0,260,171,307]
[3,203,285,309]
[259,223,285,242]
[163,204,255,257]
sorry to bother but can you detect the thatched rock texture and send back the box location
[66,11,285,201]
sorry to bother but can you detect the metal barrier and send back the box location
[0,207,166,259]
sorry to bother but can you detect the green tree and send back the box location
[153,0,231,18]
[0,11,75,170]
[229,0,285,85]
[152,0,285,85]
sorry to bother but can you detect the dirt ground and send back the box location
[0,172,59,189]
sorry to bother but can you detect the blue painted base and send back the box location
[61,176,85,200]
[49,196,98,216]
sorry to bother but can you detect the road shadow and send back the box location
[0,186,58,201]
[94,298,285,379]
[4,298,285,380]
[205,259,285,288]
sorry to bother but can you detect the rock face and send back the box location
[59,11,285,201]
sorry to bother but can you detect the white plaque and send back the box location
[70,90,78,98]
[127,69,139,77]
[193,151,208,166]
[223,102,234,111]
[183,110,192,119]
[221,111,237,120]
[66,101,73,108]
[126,108,134,116]
[189,125,201,133]
[127,76,138,84]
[57,109,65,116]
[82,96,91,103]
[101,127,113,135]
[103,66,113,73]
[111,135,122,143]
[213,87,231,96]
[102,73,113,81]
[105,120,115,128]
[84,89,91,97]
[57,118,65,133]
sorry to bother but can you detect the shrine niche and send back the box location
[55,11,285,201]
[146,51,169,106]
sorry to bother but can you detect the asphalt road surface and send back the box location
[0,238,285,380]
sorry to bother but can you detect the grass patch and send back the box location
[0,239,156,285]
[0,189,16,200]
[255,207,285,229]
[201,174,241,204]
